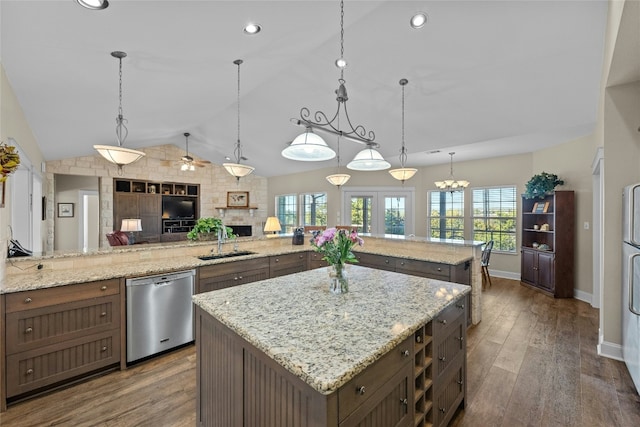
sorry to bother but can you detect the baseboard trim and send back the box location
[573,289,592,305]
[598,334,623,361]
[490,270,520,281]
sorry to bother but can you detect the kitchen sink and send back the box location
[197,250,256,261]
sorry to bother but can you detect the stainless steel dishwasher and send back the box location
[126,269,196,363]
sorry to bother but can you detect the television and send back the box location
[162,196,196,219]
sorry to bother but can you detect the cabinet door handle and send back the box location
[385,260,389,264]
[24,297,32,304]
[101,312,107,317]
[415,335,422,343]
[356,385,366,395]
[400,262,405,266]
[400,398,408,406]
[26,369,34,375]
[299,255,304,259]
[456,303,465,309]
[275,258,279,262]
[401,349,410,357]
[457,336,464,342]
[100,285,107,291]
[439,356,446,362]
[457,380,464,386]
[439,408,446,413]
[234,276,239,281]
[439,319,447,325]
[101,346,108,352]
[25,327,33,334]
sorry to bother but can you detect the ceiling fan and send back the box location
[177,132,211,170]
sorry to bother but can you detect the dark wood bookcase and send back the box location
[520,191,575,298]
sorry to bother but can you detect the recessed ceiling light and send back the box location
[410,12,428,29]
[243,23,262,35]
[76,0,109,10]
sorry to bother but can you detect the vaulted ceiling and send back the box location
[1,1,610,177]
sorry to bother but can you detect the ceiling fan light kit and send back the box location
[94,51,145,173]
[223,59,255,182]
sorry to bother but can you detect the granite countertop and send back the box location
[193,265,470,395]
[2,237,474,294]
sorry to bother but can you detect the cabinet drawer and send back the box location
[396,258,450,280]
[308,252,329,269]
[6,295,120,355]
[270,253,308,278]
[338,335,413,421]
[6,329,120,397]
[434,321,464,378]
[5,279,120,313]
[433,300,466,336]
[199,268,270,293]
[199,257,270,280]
[355,252,396,271]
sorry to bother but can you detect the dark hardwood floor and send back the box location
[2,277,639,426]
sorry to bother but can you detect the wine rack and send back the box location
[414,321,434,427]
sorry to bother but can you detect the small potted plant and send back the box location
[524,172,564,199]
[187,217,235,241]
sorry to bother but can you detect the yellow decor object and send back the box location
[0,141,21,182]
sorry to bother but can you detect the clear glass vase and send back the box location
[329,263,349,294]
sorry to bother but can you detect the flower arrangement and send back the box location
[1,141,21,183]
[310,228,363,266]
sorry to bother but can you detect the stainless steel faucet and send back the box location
[217,226,228,254]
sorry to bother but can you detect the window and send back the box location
[428,190,464,239]
[350,195,373,233]
[472,186,517,252]
[384,196,405,235]
[301,193,327,226]
[275,194,297,234]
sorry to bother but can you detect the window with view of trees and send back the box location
[275,194,297,234]
[472,186,517,252]
[428,191,464,239]
[301,193,327,226]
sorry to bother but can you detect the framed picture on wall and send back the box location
[227,191,249,208]
[58,202,74,218]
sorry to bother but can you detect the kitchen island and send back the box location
[193,265,470,427]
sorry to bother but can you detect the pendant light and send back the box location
[326,127,351,187]
[223,59,255,182]
[389,79,417,183]
[94,51,145,173]
[435,152,469,191]
[287,0,387,170]
[76,0,109,10]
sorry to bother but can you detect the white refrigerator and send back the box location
[623,183,640,393]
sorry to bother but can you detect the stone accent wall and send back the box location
[45,144,267,252]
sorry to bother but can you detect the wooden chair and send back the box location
[481,240,494,289]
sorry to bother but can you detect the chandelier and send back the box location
[285,0,389,171]
[223,59,255,182]
[389,78,417,183]
[435,152,469,191]
[94,51,145,173]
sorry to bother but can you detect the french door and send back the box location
[342,188,414,236]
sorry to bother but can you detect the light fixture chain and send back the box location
[115,54,128,147]
[236,60,242,163]
[400,82,406,167]
[339,0,344,81]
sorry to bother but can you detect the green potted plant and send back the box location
[524,172,564,199]
[187,217,235,241]
[1,141,21,183]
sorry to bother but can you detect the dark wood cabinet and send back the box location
[270,252,308,278]
[3,279,121,399]
[308,252,329,269]
[198,258,270,293]
[520,191,574,297]
[113,179,199,243]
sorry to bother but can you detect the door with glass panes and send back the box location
[343,189,414,236]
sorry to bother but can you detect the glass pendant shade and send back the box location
[94,145,145,167]
[282,129,336,161]
[223,163,255,178]
[326,173,351,186]
[347,147,390,171]
[389,168,417,182]
[435,152,469,190]
[77,0,109,10]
